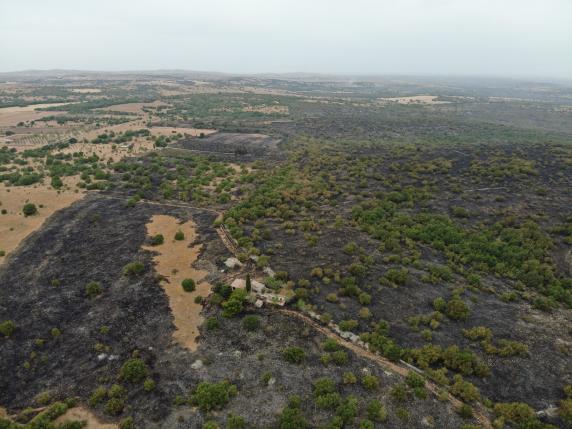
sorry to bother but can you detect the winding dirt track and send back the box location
[278,309,493,429]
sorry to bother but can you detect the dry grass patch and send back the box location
[0,181,84,261]
[143,215,211,351]
[54,407,118,429]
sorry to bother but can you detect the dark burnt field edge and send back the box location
[0,192,474,429]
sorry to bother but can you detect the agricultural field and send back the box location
[0,71,572,429]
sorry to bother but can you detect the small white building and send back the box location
[230,278,246,290]
[251,279,266,294]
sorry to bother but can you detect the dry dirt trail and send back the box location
[278,309,494,429]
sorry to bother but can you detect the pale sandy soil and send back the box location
[2,119,216,166]
[71,88,102,94]
[55,125,215,162]
[0,103,68,126]
[151,126,216,137]
[0,179,84,261]
[378,95,449,105]
[54,407,117,429]
[143,215,211,351]
[58,140,157,162]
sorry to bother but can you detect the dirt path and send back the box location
[278,309,493,429]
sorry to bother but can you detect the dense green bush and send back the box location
[190,381,237,411]
[22,203,38,216]
[149,234,164,246]
[85,281,102,298]
[120,358,148,383]
[123,262,145,276]
[242,315,260,331]
[182,278,196,292]
[0,320,15,338]
[283,347,305,364]
[222,288,247,317]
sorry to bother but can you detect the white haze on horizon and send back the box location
[0,0,571,80]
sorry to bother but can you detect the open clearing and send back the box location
[54,407,118,429]
[0,103,68,126]
[0,181,84,260]
[143,215,211,351]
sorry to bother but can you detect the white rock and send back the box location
[263,267,276,277]
[191,360,204,370]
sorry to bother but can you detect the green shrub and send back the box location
[560,399,572,423]
[384,267,409,285]
[366,400,387,422]
[336,395,358,424]
[358,292,372,305]
[222,288,247,318]
[343,372,357,384]
[242,315,260,331]
[331,350,349,365]
[226,414,246,429]
[104,397,124,415]
[361,375,379,391]
[283,347,305,364]
[359,420,375,429]
[85,281,102,298]
[458,404,473,419]
[119,417,135,429]
[433,297,446,312]
[494,402,544,427]
[278,406,308,429]
[182,278,196,292]
[190,381,238,411]
[120,358,148,383]
[108,384,125,398]
[89,386,107,406]
[339,319,358,332]
[144,378,156,392]
[446,297,470,320]
[450,375,480,402]
[323,339,340,352]
[463,326,492,341]
[22,203,38,216]
[0,320,16,338]
[123,262,145,276]
[150,234,164,246]
[390,383,408,402]
[206,317,220,330]
[405,372,425,389]
[174,230,185,241]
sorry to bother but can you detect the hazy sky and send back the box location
[1,0,571,79]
